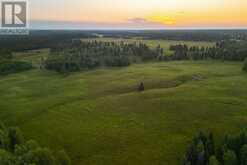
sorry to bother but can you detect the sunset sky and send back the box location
[30,0,247,29]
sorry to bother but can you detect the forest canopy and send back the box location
[44,40,162,73]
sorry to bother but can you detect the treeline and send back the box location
[0,30,94,52]
[0,49,32,75]
[0,123,71,165]
[44,39,247,73]
[44,40,162,73]
[0,60,32,75]
[182,130,247,165]
[164,40,247,61]
[2,30,246,53]
[88,30,247,42]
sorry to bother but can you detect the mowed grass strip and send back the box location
[0,60,247,165]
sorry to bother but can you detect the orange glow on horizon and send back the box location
[31,0,247,28]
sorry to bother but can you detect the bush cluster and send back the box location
[166,40,247,62]
[183,130,247,165]
[0,123,71,165]
[0,49,32,75]
[0,60,32,75]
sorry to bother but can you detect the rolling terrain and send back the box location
[0,40,247,164]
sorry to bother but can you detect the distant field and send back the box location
[13,48,50,67]
[1,46,247,164]
[81,38,215,55]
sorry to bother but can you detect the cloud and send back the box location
[176,11,185,15]
[128,18,150,24]
[30,18,166,30]
[127,17,165,25]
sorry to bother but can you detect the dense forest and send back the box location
[183,130,247,165]
[0,123,71,165]
[0,31,93,52]
[44,40,162,73]
[165,40,247,61]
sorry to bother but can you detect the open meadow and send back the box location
[0,41,247,164]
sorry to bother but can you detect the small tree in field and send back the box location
[243,58,247,72]
[138,82,144,92]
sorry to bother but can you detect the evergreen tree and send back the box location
[209,156,219,165]
[56,150,71,165]
[223,150,238,165]
[208,132,215,156]
[7,127,24,151]
[240,145,247,165]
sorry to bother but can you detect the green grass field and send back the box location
[1,40,247,165]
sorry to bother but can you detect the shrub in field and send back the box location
[243,58,247,72]
[138,82,145,91]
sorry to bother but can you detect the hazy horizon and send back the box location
[29,20,247,30]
